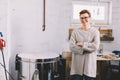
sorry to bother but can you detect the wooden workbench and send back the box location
[97,56,120,80]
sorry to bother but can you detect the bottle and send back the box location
[0,32,3,49]
[48,69,51,80]
[98,44,103,57]
[0,32,3,37]
[32,69,39,80]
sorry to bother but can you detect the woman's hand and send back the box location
[76,42,84,47]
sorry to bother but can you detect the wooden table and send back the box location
[97,56,120,80]
[97,56,120,61]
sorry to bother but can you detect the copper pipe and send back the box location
[42,0,46,31]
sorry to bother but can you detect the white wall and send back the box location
[96,0,120,51]
[102,0,120,51]
[9,0,71,80]
[0,0,8,80]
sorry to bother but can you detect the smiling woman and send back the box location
[69,9,100,80]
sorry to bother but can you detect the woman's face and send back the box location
[80,13,91,26]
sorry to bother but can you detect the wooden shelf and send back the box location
[99,29,114,41]
[100,37,114,41]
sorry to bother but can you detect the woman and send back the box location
[69,9,100,80]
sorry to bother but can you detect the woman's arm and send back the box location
[69,30,83,54]
[76,30,100,53]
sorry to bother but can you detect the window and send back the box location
[72,1,112,26]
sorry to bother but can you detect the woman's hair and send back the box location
[79,9,91,17]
